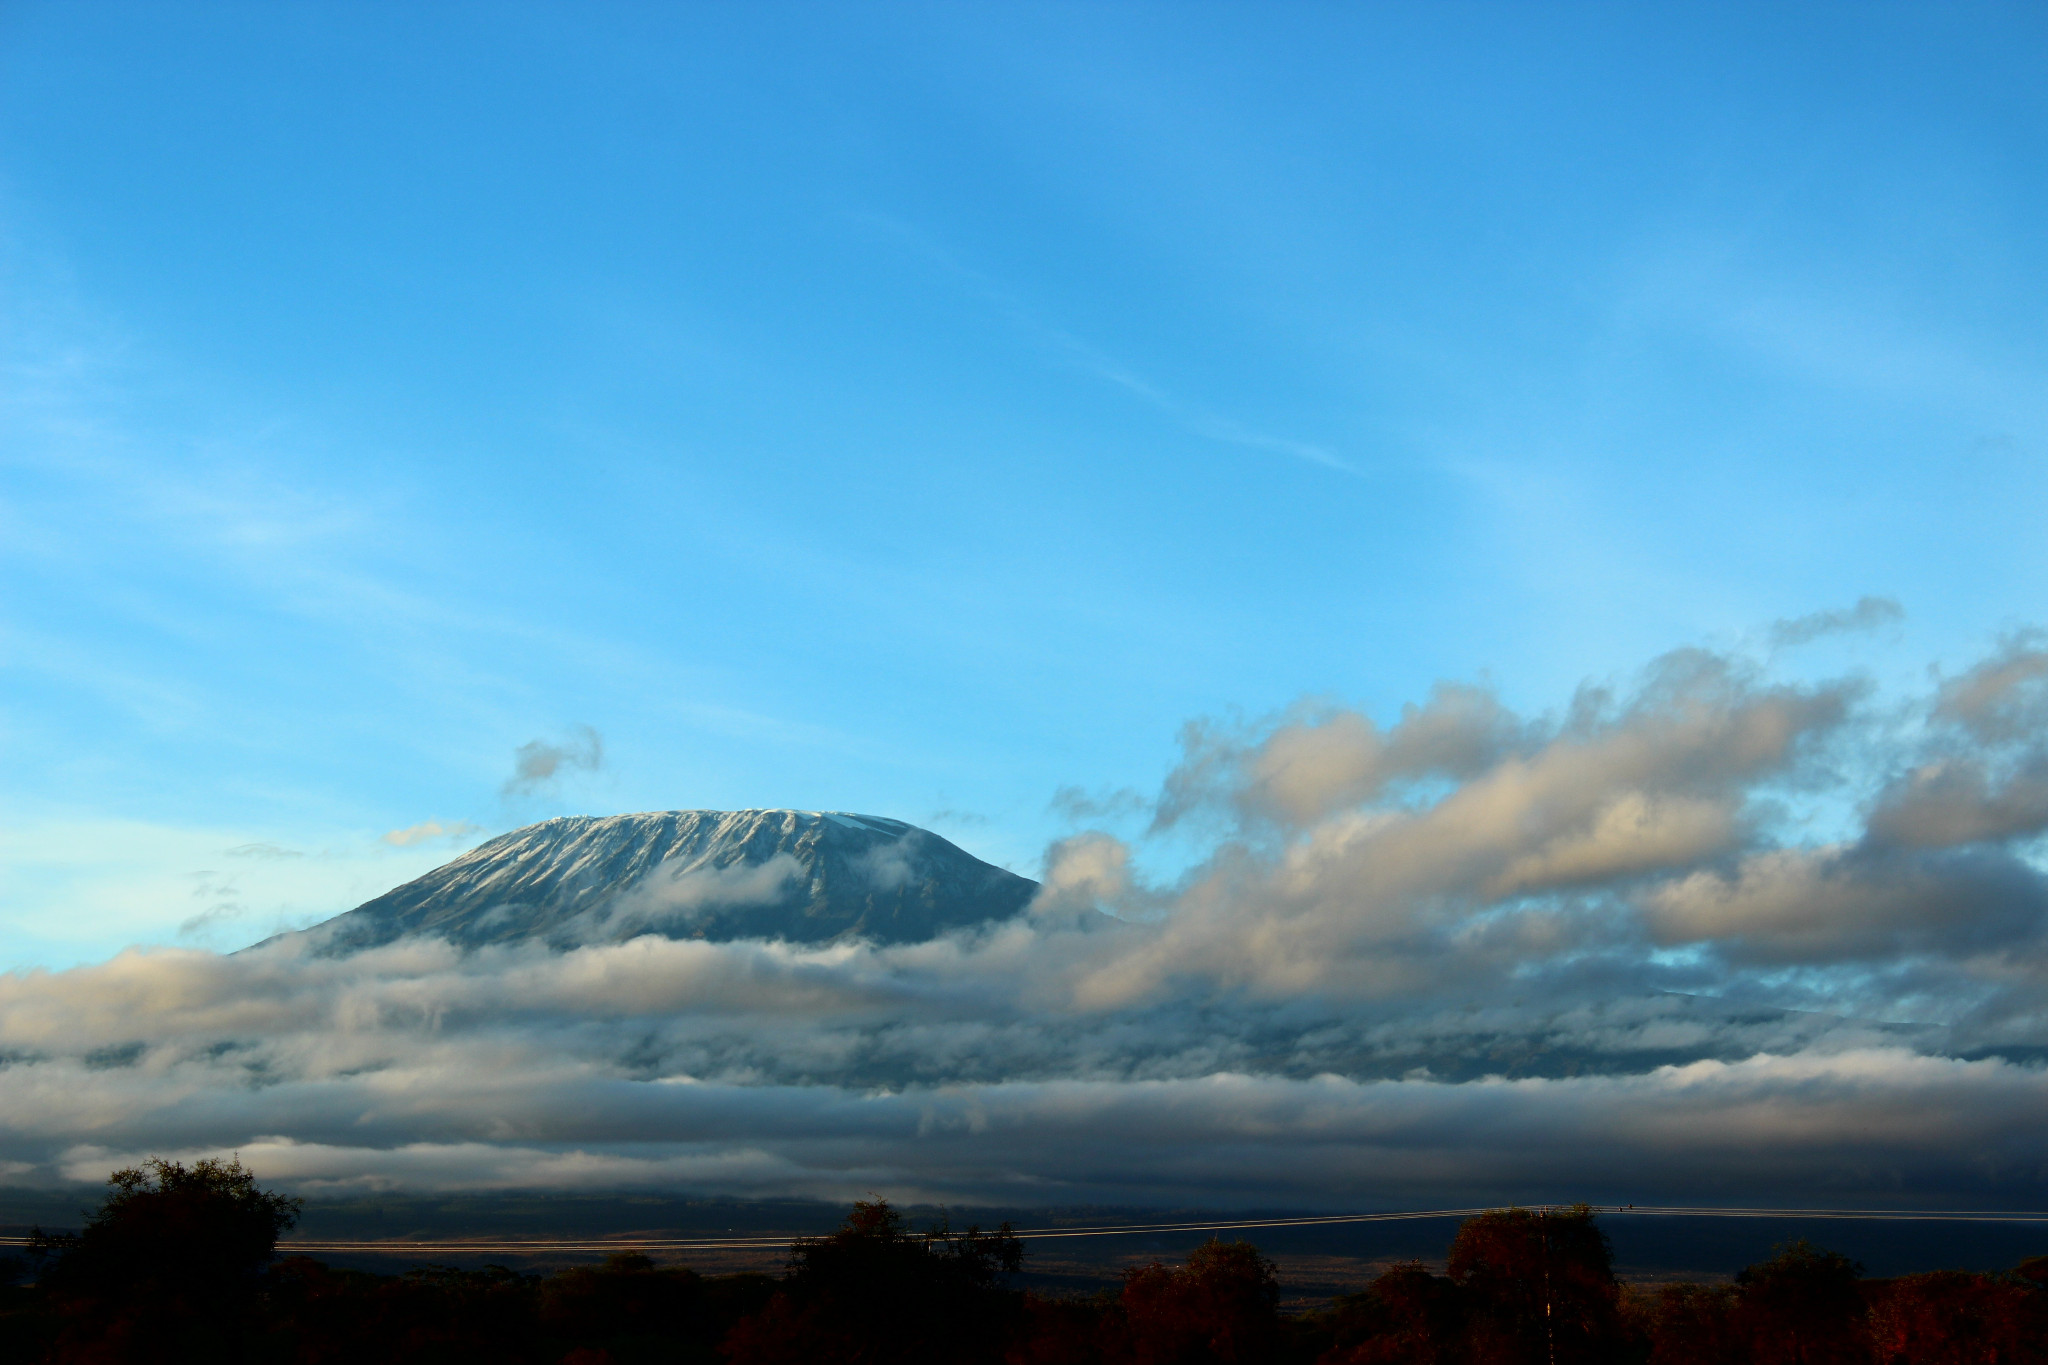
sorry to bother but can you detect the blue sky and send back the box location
[4,2,2046,971]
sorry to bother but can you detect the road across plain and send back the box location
[12,1204,2048,1255]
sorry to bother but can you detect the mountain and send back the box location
[286,810,1040,954]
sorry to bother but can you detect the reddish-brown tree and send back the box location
[1865,1269,2048,1365]
[1116,1239,1282,1365]
[1731,1240,1868,1365]
[1446,1205,1625,1365]
[1005,1293,1114,1365]
[1313,1261,1463,1365]
[1625,1282,1740,1365]
[720,1199,1022,1365]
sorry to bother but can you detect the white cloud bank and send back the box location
[6,635,2048,1208]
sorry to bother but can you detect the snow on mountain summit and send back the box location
[289,809,1039,954]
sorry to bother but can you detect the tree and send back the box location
[32,1156,301,1363]
[1006,1292,1116,1365]
[257,1256,547,1365]
[1311,1261,1463,1365]
[721,1199,1023,1365]
[1445,1205,1625,1365]
[541,1250,703,1339]
[1626,1282,1739,1365]
[1117,1238,1281,1365]
[1731,1240,1868,1365]
[36,1156,301,1296]
[1864,1269,2047,1365]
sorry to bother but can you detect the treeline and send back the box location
[3,1159,2047,1363]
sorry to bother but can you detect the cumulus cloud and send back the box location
[1644,844,2048,965]
[6,635,2048,1208]
[1934,639,2048,743]
[1865,638,2048,850]
[382,819,485,848]
[1865,757,2048,849]
[1153,684,1518,831]
[503,725,604,796]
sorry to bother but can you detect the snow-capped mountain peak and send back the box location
[285,809,1037,954]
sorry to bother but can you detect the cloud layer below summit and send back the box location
[6,633,2048,1207]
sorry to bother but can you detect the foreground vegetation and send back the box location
[3,1159,2046,1363]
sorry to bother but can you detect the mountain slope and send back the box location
[291,809,1038,954]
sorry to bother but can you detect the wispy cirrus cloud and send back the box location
[852,210,1355,476]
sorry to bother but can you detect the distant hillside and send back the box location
[275,809,1039,953]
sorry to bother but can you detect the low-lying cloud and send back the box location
[596,854,805,939]
[6,638,2048,1209]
